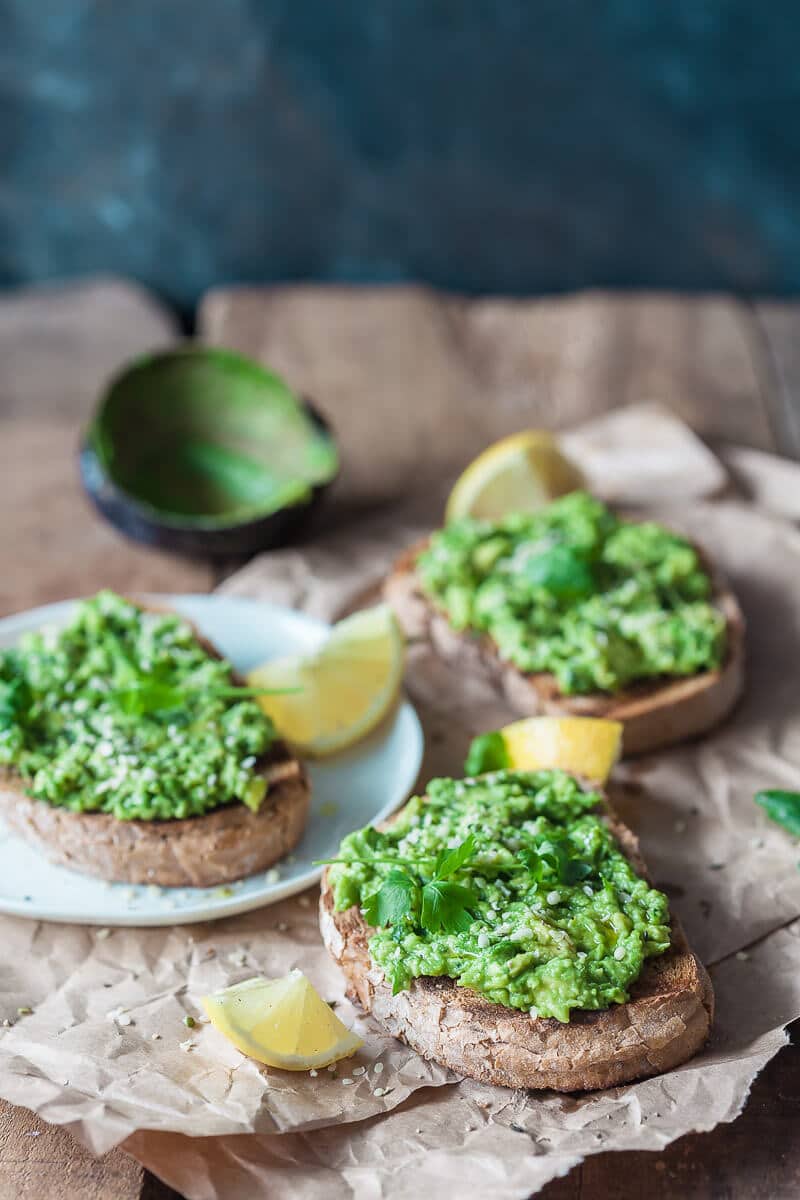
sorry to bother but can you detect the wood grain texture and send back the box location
[541,1024,800,1200]
[0,1110,145,1200]
[753,300,800,457]
[200,285,777,510]
[0,276,178,423]
[0,278,212,617]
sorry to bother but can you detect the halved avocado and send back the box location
[80,347,339,558]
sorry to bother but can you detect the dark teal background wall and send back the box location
[1,1,799,308]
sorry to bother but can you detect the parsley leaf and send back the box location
[362,869,419,928]
[521,841,593,886]
[755,789,800,837]
[111,680,187,717]
[109,677,297,717]
[433,833,477,880]
[464,731,509,777]
[420,879,476,934]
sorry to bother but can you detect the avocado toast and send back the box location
[385,492,744,754]
[320,768,712,1091]
[0,591,310,887]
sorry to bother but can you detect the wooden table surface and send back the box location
[1,279,799,1200]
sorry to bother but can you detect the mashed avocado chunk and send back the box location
[0,591,276,820]
[416,491,726,695]
[329,770,671,1022]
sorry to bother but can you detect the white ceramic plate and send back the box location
[0,595,424,926]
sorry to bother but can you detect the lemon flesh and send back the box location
[445,431,585,523]
[247,604,405,757]
[202,970,364,1070]
[500,716,623,784]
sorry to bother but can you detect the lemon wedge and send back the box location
[500,716,623,784]
[247,604,405,757]
[202,970,364,1070]
[445,431,584,523]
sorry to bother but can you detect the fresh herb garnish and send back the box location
[322,834,479,945]
[464,730,509,777]
[755,790,800,837]
[362,868,420,928]
[109,676,297,717]
[520,840,594,886]
[419,878,475,933]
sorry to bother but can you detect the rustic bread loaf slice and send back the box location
[0,606,310,887]
[319,797,713,1091]
[384,540,744,755]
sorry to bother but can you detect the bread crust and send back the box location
[319,798,713,1091]
[0,603,310,887]
[384,539,745,755]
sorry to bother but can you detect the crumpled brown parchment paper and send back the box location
[2,405,800,1199]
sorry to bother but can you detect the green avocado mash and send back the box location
[416,491,726,695]
[0,591,276,821]
[329,770,671,1022]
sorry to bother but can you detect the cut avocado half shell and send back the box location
[80,347,339,558]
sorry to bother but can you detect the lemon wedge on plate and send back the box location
[247,604,405,757]
[202,970,363,1070]
[500,716,622,784]
[445,431,584,523]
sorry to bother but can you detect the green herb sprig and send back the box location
[109,677,297,717]
[320,834,479,937]
[755,789,800,837]
[464,730,509,776]
[519,841,594,886]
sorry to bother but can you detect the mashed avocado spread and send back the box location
[329,770,671,1022]
[416,491,726,695]
[0,591,276,820]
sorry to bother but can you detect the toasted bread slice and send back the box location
[384,540,744,755]
[0,604,310,887]
[319,796,713,1091]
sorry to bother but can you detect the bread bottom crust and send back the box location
[0,744,310,887]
